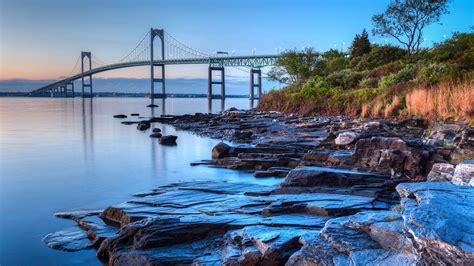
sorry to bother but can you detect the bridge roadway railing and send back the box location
[29,55,280,95]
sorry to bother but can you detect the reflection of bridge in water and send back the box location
[29,28,280,101]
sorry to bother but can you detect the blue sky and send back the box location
[0,0,472,80]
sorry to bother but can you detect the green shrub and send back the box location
[429,32,474,68]
[368,60,405,79]
[325,56,349,74]
[344,71,365,89]
[351,44,406,71]
[416,62,449,84]
[395,64,418,82]
[359,77,379,88]
[299,76,332,99]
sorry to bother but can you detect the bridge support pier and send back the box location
[150,28,166,99]
[151,64,165,98]
[66,81,75,97]
[81,52,93,98]
[249,68,262,100]
[208,66,225,99]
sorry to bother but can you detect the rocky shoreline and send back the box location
[44,109,474,265]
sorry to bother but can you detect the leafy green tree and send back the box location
[350,29,371,58]
[372,0,450,55]
[268,48,322,84]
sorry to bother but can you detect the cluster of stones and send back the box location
[114,114,178,145]
[45,109,474,265]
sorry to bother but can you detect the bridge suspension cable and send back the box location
[163,31,210,59]
[67,55,81,76]
[118,31,151,63]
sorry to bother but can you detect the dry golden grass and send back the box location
[405,80,474,120]
[371,100,384,117]
[361,104,369,118]
[384,96,400,117]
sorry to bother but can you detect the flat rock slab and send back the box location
[43,227,95,251]
[397,182,474,264]
[43,180,385,264]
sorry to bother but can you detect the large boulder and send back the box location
[351,137,424,177]
[211,142,231,159]
[335,131,359,145]
[396,182,474,264]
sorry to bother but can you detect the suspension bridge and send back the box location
[29,28,281,100]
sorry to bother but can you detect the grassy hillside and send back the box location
[258,32,474,121]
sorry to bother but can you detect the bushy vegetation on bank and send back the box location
[258,31,474,120]
[258,0,473,121]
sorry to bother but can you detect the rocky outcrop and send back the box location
[52,110,473,264]
[44,181,389,264]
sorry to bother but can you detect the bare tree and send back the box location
[372,0,450,55]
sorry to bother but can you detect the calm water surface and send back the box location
[0,97,280,265]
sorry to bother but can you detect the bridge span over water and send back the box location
[29,28,281,100]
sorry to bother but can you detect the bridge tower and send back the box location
[208,66,225,99]
[81,52,93,98]
[150,28,165,99]
[249,68,262,100]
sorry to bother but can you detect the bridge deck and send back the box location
[30,55,280,95]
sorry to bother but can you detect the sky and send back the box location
[0,0,472,80]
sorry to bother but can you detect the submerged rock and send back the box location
[42,227,95,251]
[159,135,177,145]
[113,114,127,119]
[130,113,139,116]
[136,121,150,131]
[149,133,162,138]
[152,128,161,133]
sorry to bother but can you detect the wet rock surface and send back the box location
[45,109,474,264]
